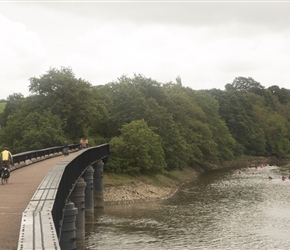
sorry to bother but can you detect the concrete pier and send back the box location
[59,202,78,250]
[93,160,104,208]
[70,178,87,249]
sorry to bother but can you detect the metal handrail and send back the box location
[17,143,110,250]
[12,144,80,165]
[54,144,110,237]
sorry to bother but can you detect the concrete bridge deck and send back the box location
[0,155,66,250]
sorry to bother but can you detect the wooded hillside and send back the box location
[1,67,289,175]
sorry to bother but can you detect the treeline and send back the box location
[0,67,290,175]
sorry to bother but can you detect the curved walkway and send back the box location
[0,155,67,250]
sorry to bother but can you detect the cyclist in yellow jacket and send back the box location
[0,147,13,170]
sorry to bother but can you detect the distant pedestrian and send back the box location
[79,138,87,149]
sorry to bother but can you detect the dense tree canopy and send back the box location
[107,119,166,175]
[28,67,109,141]
[1,68,290,175]
[226,76,264,94]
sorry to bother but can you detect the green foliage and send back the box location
[227,76,264,93]
[28,66,108,142]
[2,66,290,175]
[107,119,166,175]
[143,97,192,169]
[0,110,64,153]
[0,102,6,127]
[263,113,290,156]
[0,102,6,113]
[191,90,236,161]
[268,85,290,104]
[1,93,25,127]
[211,90,266,155]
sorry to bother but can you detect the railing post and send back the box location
[93,160,104,208]
[59,201,78,250]
[69,178,86,249]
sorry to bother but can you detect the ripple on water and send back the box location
[86,165,290,250]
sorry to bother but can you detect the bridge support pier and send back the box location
[83,165,95,221]
[59,201,78,250]
[93,160,104,208]
[70,178,86,249]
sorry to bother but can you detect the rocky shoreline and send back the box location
[104,182,178,205]
[103,157,277,205]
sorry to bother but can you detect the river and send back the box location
[85,164,290,250]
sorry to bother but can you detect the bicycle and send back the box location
[62,148,69,156]
[1,167,10,185]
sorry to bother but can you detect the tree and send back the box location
[268,85,290,104]
[191,90,236,161]
[144,97,192,169]
[211,90,266,155]
[0,110,64,153]
[264,113,290,156]
[28,66,106,141]
[175,76,182,85]
[229,77,265,93]
[108,80,147,133]
[1,93,25,126]
[107,119,166,175]
[161,87,208,164]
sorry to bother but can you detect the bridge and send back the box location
[0,144,109,250]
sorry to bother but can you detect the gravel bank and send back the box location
[104,182,177,204]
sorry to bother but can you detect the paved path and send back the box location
[0,155,67,250]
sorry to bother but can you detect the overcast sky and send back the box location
[0,1,290,99]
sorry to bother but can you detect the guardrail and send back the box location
[17,143,110,250]
[12,144,80,168]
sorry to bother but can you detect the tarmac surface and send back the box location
[0,155,66,250]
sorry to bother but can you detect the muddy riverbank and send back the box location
[103,156,277,205]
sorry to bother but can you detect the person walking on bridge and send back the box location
[0,147,13,171]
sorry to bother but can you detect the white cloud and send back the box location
[64,21,290,91]
[0,14,47,99]
[1,2,290,99]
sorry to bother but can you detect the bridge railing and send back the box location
[12,144,80,167]
[17,143,110,250]
[53,144,109,237]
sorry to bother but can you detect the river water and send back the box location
[85,164,290,250]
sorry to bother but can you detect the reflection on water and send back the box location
[86,165,290,250]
